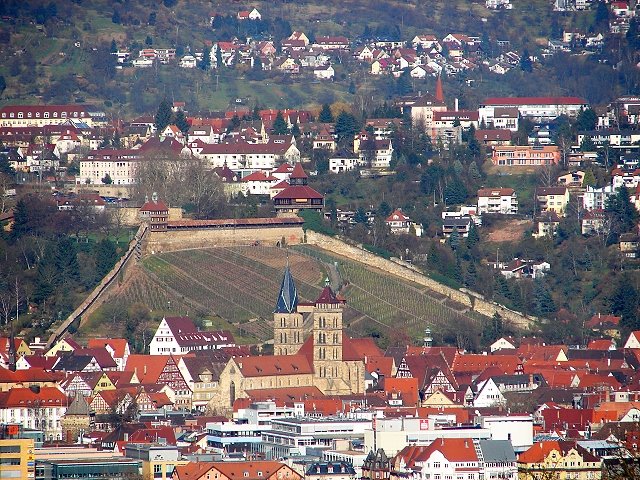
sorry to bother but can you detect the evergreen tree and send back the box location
[111,9,121,24]
[291,123,300,138]
[519,48,533,72]
[605,185,639,235]
[468,160,481,181]
[582,169,596,188]
[464,261,477,288]
[466,223,480,248]
[533,279,556,317]
[482,312,504,345]
[580,135,596,152]
[0,153,14,174]
[348,80,356,95]
[110,39,117,53]
[200,46,211,71]
[444,178,467,205]
[448,227,460,250]
[594,1,610,32]
[396,70,412,95]
[334,111,360,143]
[55,237,79,283]
[154,99,173,132]
[272,111,289,134]
[145,35,153,46]
[215,46,223,68]
[174,110,190,135]
[576,108,597,131]
[354,207,369,225]
[318,103,334,123]
[95,239,119,280]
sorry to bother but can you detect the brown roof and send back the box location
[236,355,313,377]
[477,188,515,197]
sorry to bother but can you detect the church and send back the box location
[206,266,378,414]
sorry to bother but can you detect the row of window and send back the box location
[2,110,85,119]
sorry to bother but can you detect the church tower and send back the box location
[273,265,304,356]
[313,281,344,384]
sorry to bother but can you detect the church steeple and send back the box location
[273,264,304,356]
[274,264,298,314]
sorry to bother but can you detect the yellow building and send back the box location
[536,186,570,217]
[517,440,601,480]
[124,443,188,480]
[0,425,35,480]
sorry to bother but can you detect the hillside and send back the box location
[0,0,598,114]
[82,245,487,350]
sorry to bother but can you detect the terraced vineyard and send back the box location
[100,245,484,345]
[293,245,481,339]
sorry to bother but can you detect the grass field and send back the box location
[87,245,487,347]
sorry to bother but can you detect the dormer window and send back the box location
[18,112,23,118]
[44,112,49,118]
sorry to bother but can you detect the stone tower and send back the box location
[313,281,344,384]
[273,265,304,356]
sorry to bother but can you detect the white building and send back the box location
[179,55,197,68]
[479,97,589,123]
[474,414,534,449]
[477,188,518,214]
[79,148,142,185]
[149,316,235,356]
[329,151,358,174]
[472,378,506,408]
[364,417,491,456]
[0,386,67,441]
[0,104,106,128]
[196,138,300,174]
[582,185,615,211]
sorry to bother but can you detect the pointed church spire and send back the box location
[274,265,298,313]
[435,74,445,104]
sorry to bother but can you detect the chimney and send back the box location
[455,98,459,112]
[144,365,147,375]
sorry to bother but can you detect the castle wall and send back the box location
[144,225,304,254]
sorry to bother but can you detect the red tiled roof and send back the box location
[518,441,600,464]
[87,339,129,359]
[273,185,323,200]
[0,386,66,407]
[236,355,313,377]
[140,200,168,212]
[290,162,308,179]
[386,209,410,223]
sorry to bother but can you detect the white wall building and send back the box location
[475,414,534,449]
[477,188,518,214]
[582,185,615,211]
[0,387,67,441]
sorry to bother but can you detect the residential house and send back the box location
[532,212,561,238]
[149,317,235,356]
[517,441,601,479]
[583,185,615,211]
[354,133,394,169]
[179,55,197,68]
[536,186,570,216]
[237,8,261,20]
[491,145,561,166]
[86,339,130,371]
[474,129,512,146]
[477,188,518,215]
[490,107,519,131]
[314,36,350,51]
[619,232,639,259]
[241,171,279,195]
[581,209,607,236]
[329,150,358,174]
[385,209,419,236]
[313,65,335,80]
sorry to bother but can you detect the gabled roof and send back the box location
[139,199,168,212]
[316,285,339,305]
[0,386,66,407]
[518,440,600,464]
[236,354,313,377]
[87,338,129,359]
[386,209,410,223]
